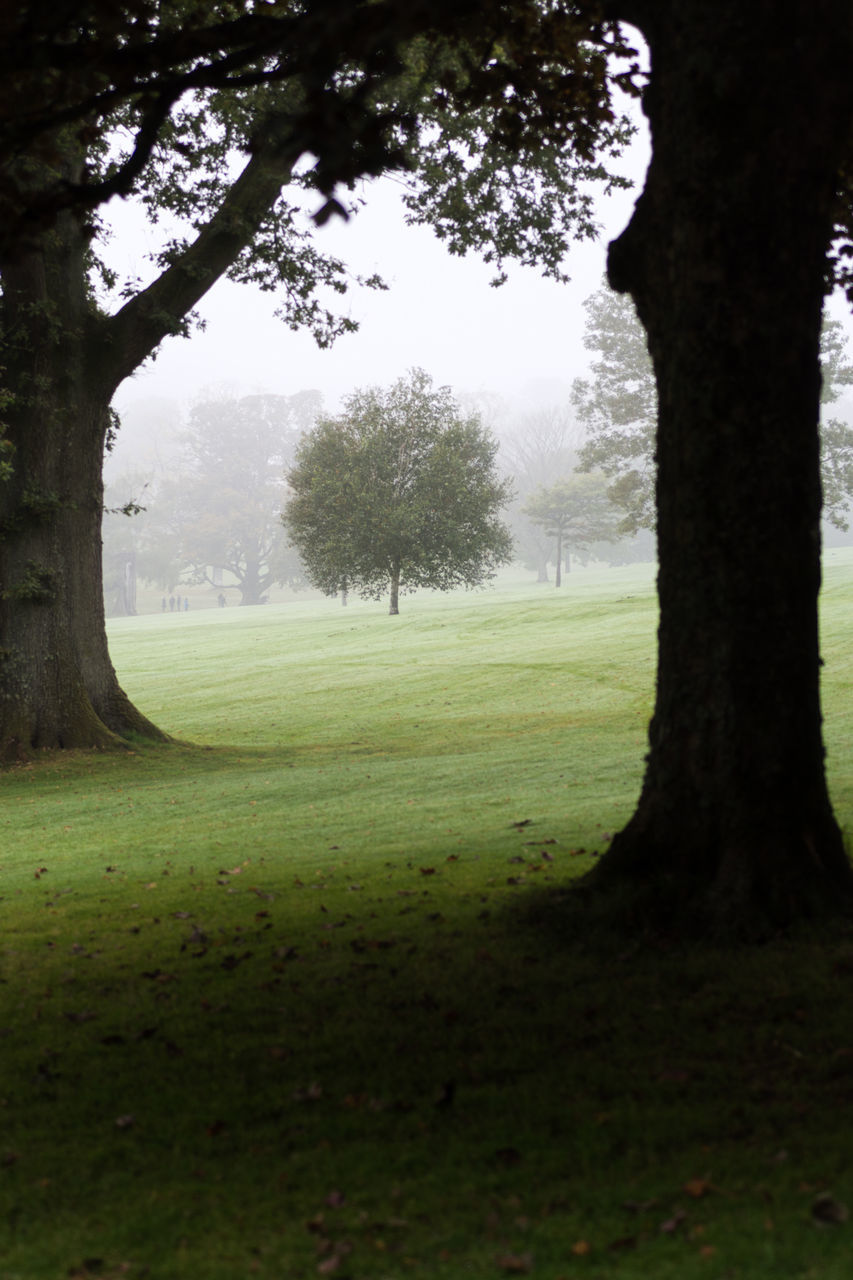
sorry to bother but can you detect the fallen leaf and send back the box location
[496,1252,533,1273]
[571,1240,591,1255]
[659,1208,687,1235]
[684,1178,712,1199]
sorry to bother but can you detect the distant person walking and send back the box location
[161,597,167,612]
[169,594,175,612]
[218,593,226,608]
[175,594,182,612]
[184,597,189,611]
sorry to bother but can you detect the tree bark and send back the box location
[588,1,853,934]
[0,208,165,758]
[389,562,401,614]
[554,531,563,588]
[0,133,298,759]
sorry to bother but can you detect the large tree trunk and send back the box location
[0,202,166,759]
[0,129,298,759]
[588,2,853,934]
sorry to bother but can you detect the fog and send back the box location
[107,119,650,435]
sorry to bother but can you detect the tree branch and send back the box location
[100,136,300,392]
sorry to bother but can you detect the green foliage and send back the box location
[2,559,57,603]
[575,284,853,532]
[522,471,623,576]
[283,368,514,610]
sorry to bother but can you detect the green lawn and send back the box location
[2,555,853,1279]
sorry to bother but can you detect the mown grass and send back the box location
[2,555,853,1279]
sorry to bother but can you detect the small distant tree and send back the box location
[118,392,317,605]
[522,473,621,586]
[500,406,583,581]
[283,369,514,614]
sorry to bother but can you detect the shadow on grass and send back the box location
[5,857,853,1278]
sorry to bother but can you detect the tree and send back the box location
[283,368,514,613]
[522,472,621,586]
[104,393,315,608]
[153,392,315,605]
[577,0,853,935]
[574,284,853,532]
[0,3,634,758]
[572,286,657,533]
[500,406,582,582]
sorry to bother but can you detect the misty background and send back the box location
[100,86,853,614]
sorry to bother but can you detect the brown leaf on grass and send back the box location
[571,1240,591,1255]
[511,819,532,829]
[496,1252,533,1273]
[684,1178,712,1199]
[420,867,436,876]
[659,1208,687,1235]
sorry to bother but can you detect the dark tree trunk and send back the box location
[389,562,401,615]
[0,211,165,758]
[554,531,563,588]
[588,1,853,934]
[0,132,297,759]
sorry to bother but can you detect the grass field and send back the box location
[2,554,853,1279]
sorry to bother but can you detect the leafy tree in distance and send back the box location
[283,369,514,614]
[0,2,634,759]
[159,392,316,606]
[103,393,316,608]
[574,284,853,533]
[522,473,622,586]
[500,407,583,582]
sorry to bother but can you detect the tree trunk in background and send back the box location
[589,1,853,934]
[0,211,165,758]
[239,556,264,605]
[389,563,401,615]
[554,531,563,588]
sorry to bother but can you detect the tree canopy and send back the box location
[283,368,514,613]
[105,392,317,609]
[522,472,621,586]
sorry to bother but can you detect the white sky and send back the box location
[108,120,651,422]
